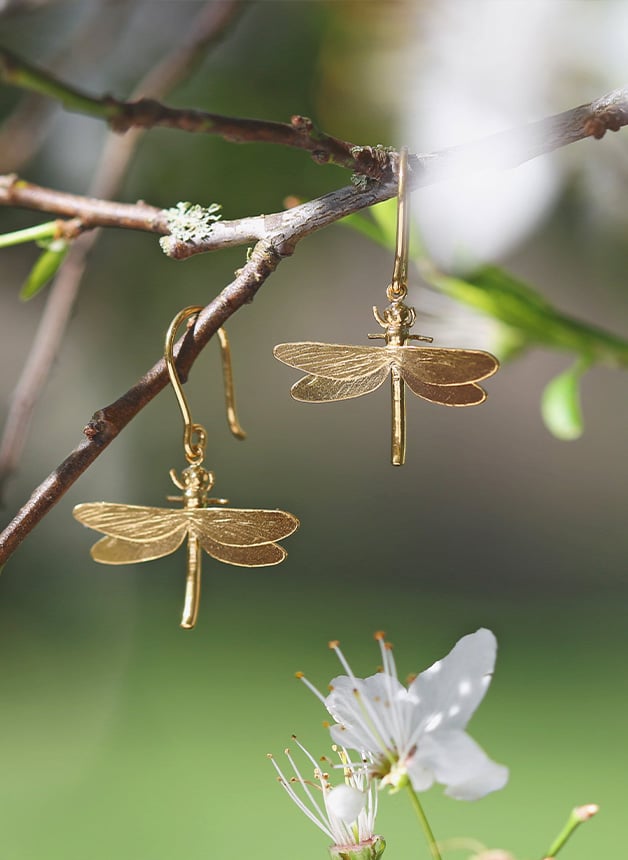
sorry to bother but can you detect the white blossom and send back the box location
[268,738,384,858]
[300,629,508,801]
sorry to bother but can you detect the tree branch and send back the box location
[0,46,391,180]
[1,44,627,180]
[0,172,397,252]
[1,84,627,258]
[0,240,281,565]
[1,82,628,562]
[0,173,168,231]
[420,87,628,179]
[0,0,139,172]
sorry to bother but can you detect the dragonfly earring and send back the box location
[74,306,299,630]
[274,147,499,466]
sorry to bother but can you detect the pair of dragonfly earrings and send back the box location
[74,149,499,629]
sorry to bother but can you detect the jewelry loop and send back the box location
[164,306,246,465]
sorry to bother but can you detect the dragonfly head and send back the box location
[176,464,215,503]
[374,298,417,342]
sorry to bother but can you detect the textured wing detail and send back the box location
[185,508,299,547]
[73,502,187,542]
[274,342,392,402]
[397,347,499,386]
[402,375,488,406]
[73,502,189,565]
[198,536,287,567]
[274,343,393,380]
[89,533,187,564]
[290,368,389,402]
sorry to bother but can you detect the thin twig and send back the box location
[0,0,137,172]
[0,0,247,497]
[0,240,281,564]
[0,173,399,252]
[0,45,390,180]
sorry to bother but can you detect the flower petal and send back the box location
[408,628,497,732]
[412,729,508,800]
[326,672,410,754]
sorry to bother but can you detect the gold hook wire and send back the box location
[389,146,409,301]
[164,306,246,465]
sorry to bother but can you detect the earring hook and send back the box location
[390,146,409,301]
[164,306,246,465]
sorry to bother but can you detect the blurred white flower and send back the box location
[403,0,628,266]
[300,629,508,801]
[269,738,384,859]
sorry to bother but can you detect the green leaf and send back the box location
[369,197,398,246]
[343,202,628,375]
[20,239,69,301]
[340,210,389,248]
[541,360,591,440]
[341,198,425,256]
[424,264,628,366]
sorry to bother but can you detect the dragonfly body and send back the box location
[168,463,222,629]
[370,300,431,464]
[274,296,499,465]
[73,464,299,629]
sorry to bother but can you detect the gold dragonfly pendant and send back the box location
[73,463,298,630]
[274,148,499,465]
[74,307,299,629]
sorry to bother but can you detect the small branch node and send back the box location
[82,412,111,442]
[311,149,330,164]
[55,218,84,240]
[584,108,626,139]
[290,114,313,132]
[350,144,394,181]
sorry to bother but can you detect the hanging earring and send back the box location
[74,306,299,630]
[274,147,499,466]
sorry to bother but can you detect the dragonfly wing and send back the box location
[90,532,187,565]
[397,347,499,386]
[274,343,393,380]
[186,508,299,547]
[291,368,389,402]
[73,502,187,542]
[198,536,287,567]
[402,375,488,406]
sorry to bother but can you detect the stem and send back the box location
[0,48,114,121]
[406,784,442,860]
[0,220,57,248]
[542,804,599,859]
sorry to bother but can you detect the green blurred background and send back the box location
[0,2,627,859]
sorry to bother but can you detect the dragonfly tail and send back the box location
[391,366,406,466]
[180,535,201,630]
